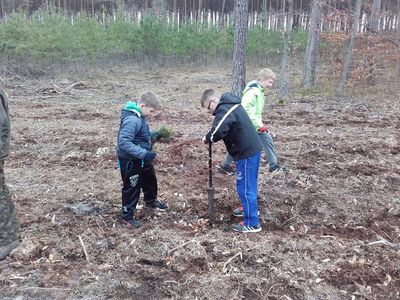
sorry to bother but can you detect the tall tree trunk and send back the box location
[231,0,249,97]
[302,0,323,87]
[337,0,362,96]
[261,0,267,28]
[279,0,293,99]
[173,0,177,26]
[370,0,381,32]
[220,0,226,27]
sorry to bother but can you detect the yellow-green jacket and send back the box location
[241,80,265,131]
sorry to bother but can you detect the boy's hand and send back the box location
[258,125,268,133]
[144,151,156,161]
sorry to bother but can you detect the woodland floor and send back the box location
[0,64,399,299]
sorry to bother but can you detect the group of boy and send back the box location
[117,68,281,233]
[0,68,278,262]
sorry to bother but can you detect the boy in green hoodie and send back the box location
[116,91,167,229]
[218,68,281,177]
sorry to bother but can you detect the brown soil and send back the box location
[1,66,399,299]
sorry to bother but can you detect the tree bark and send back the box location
[279,0,293,99]
[302,0,323,87]
[231,0,249,97]
[337,0,362,96]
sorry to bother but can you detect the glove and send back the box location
[144,151,156,161]
[258,125,268,133]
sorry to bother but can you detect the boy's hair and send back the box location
[200,89,220,108]
[138,91,161,109]
[258,68,276,81]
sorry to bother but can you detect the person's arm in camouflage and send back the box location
[0,89,10,161]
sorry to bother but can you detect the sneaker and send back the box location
[123,218,141,229]
[269,165,283,173]
[216,164,235,176]
[232,207,260,217]
[233,222,262,233]
[145,199,168,211]
[232,207,244,217]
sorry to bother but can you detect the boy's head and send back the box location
[201,89,221,114]
[138,91,161,116]
[258,68,276,89]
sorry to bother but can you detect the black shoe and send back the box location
[269,165,283,173]
[123,218,141,229]
[216,164,235,176]
[145,199,168,211]
[0,240,19,260]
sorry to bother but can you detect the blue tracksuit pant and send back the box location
[235,151,261,226]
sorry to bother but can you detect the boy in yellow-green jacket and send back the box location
[218,69,281,178]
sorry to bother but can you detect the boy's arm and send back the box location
[118,116,147,159]
[241,89,263,130]
[204,105,238,143]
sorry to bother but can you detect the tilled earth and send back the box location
[0,66,399,299]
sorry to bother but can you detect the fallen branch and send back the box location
[366,238,400,251]
[78,235,90,262]
[168,239,197,255]
[222,251,242,273]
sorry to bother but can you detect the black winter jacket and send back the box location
[204,93,262,161]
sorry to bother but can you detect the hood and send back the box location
[122,101,142,117]
[243,80,263,94]
[219,92,241,105]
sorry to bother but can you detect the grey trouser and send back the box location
[0,160,19,245]
[223,132,279,171]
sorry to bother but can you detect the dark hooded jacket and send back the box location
[0,90,10,161]
[204,93,262,161]
[116,101,152,160]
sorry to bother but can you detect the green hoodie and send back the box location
[122,101,142,117]
[241,80,265,130]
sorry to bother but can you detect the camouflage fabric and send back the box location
[0,161,19,245]
[0,90,10,160]
[0,90,19,246]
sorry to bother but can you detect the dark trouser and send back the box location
[119,158,157,220]
[0,160,19,246]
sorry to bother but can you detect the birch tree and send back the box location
[231,0,248,97]
[302,0,323,87]
[337,0,362,96]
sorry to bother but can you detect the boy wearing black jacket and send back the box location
[201,89,263,233]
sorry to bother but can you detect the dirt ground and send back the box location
[0,65,399,300]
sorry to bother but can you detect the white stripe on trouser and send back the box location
[244,159,250,224]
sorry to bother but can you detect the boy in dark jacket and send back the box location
[117,91,167,229]
[201,89,263,233]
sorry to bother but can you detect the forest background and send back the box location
[0,0,399,86]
